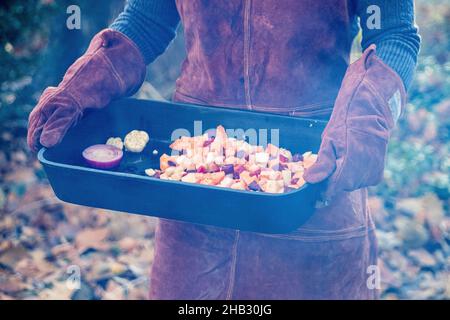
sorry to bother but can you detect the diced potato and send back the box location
[144,168,156,177]
[268,159,280,170]
[225,147,236,158]
[192,154,203,167]
[205,152,216,164]
[302,151,312,158]
[248,164,261,175]
[214,155,225,165]
[258,177,268,187]
[240,171,256,186]
[215,125,228,141]
[289,176,306,189]
[269,170,282,180]
[219,176,234,188]
[247,154,256,165]
[181,173,200,183]
[160,173,171,180]
[230,181,246,190]
[207,163,220,172]
[255,152,269,165]
[303,153,318,169]
[198,172,225,186]
[175,155,188,166]
[266,143,280,157]
[170,136,192,151]
[164,166,176,176]
[225,156,239,165]
[279,148,292,161]
[288,162,305,173]
[292,171,304,180]
[259,169,272,178]
[170,172,184,181]
[160,154,171,171]
[281,169,292,186]
[263,180,284,193]
[210,171,226,184]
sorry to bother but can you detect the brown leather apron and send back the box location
[149,0,378,299]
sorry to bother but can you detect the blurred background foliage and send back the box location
[0,0,448,299]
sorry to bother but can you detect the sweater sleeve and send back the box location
[110,0,180,65]
[357,0,421,89]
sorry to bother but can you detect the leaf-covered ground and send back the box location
[0,152,448,300]
[0,156,156,299]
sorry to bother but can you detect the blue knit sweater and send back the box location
[110,0,420,89]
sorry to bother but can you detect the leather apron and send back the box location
[149,0,378,299]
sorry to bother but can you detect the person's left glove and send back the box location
[28,29,146,152]
[303,45,406,203]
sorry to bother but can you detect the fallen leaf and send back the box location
[422,193,445,227]
[408,249,436,268]
[396,197,424,217]
[118,237,138,252]
[75,228,109,253]
[0,275,28,294]
[0,244,30,269]
[38,281,74,300]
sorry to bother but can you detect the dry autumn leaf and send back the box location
[75,228,110,253]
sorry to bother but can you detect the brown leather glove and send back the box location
[28,29,146,152]
[304,45,406,203]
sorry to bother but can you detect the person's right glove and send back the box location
[303,45,406,203]
[28,29,146,152]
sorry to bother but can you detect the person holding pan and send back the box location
[28,0,420,299]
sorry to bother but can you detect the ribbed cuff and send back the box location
[110,0,180,64]
[110,22,154,64]
[377,40,417,90]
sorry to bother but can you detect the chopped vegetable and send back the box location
[221,164,234,175]
[181,172,200,183]
[124,130,149,153]
[281,169,292,185]
[219,176,234,188]
[292,153,303,162]
[230,181,246,190]
[144,125,316,193]
[145,168,157,177]
[248,181,262,191]
[106,137,124,150]
[255,152,269,165]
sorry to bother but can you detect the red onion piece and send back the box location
[248,181,262,191]
[168,160,177,167]
[292,153,304,162]
[197,165,207,173]
[234,164,246,174]
[221,164,234,175]
[203,137,215,147]
[279,154,289,163]
[236,150,246,159]
[249,168,261,177]
[82,144,123,169]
